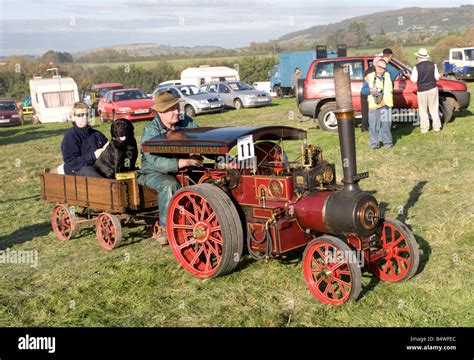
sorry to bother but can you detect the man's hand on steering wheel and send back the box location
[178,157,203,169]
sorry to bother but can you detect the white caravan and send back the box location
[29,76,79,123]
[180,66,239,87]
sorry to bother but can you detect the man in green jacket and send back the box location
[138,91,202,245]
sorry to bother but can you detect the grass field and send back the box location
[0,86,473,327]
[79,54,276,71]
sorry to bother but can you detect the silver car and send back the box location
[201,81,272,110]
[153,85,224,117]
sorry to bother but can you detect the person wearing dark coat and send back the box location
[61,102,109,177]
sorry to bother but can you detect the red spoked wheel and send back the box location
[51,204,77,241]
[96,213,122,250]
[303,235,362,305]
[167,184,243,278]
[368,217,419,282]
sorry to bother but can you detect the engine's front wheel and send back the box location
[303,235,362,305]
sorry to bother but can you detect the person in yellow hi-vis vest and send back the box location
[361,59,393,149]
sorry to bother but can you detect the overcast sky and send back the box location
[0,0,471,55]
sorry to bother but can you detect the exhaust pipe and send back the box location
[334,63,360,193]
[323,62,379,236]
[293,61,379,236]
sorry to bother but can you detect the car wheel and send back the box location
[234,98,244,110]
[317,103,339,132]
[439,97,455,124]
[185,105,196,117]
[295,78,305,105]
[273,85,283,99]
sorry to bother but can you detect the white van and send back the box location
[29,76,79,123]
[180,66,239,87]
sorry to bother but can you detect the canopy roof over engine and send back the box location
[141,126,307,155]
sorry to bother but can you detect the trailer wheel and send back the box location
[167,183,243,278]
[317,103,339,132]
[51,204,77,241]
[96,213,122,250]
[303,235,362,305]
[368,218,419,282]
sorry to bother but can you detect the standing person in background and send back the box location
[361,56,382,132]
[361,59,394,149]
[381,48,406,82]
[291,68,302,96]
[410,48,441,134]
[361,49,407,132]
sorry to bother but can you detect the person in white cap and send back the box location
[410,48,441,133]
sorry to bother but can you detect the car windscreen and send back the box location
[177,85,203,95]
[464,49,474,61]
[227,82,253,91]
[0,102,17,111]
[157,88,180,98]
[392,58,412,72]
[113,90,147,102]
[99,86,123,97]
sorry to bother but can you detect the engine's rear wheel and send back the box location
[167,184,243,278]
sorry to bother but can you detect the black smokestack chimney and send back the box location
[333,62,360,193]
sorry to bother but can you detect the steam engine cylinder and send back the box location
[293,190,379,237]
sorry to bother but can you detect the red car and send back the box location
[98,88,155,122]
[83,82,124,111]
[296,55,471,131]
[0,99,24,127]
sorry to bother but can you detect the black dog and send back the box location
[94,118,138,179]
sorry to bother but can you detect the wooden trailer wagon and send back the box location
[40,171,160,250]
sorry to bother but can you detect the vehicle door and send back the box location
[306,60,335,102]
[450,49,464,69]
[217,83,232,106]
[340,59,364,111]
[390,59,418,110]
[103,92,114,120]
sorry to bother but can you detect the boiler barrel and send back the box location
[293,190,379,237]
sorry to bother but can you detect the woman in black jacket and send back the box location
[61,102,109,177]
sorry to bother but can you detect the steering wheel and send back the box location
[254,141,288,175]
